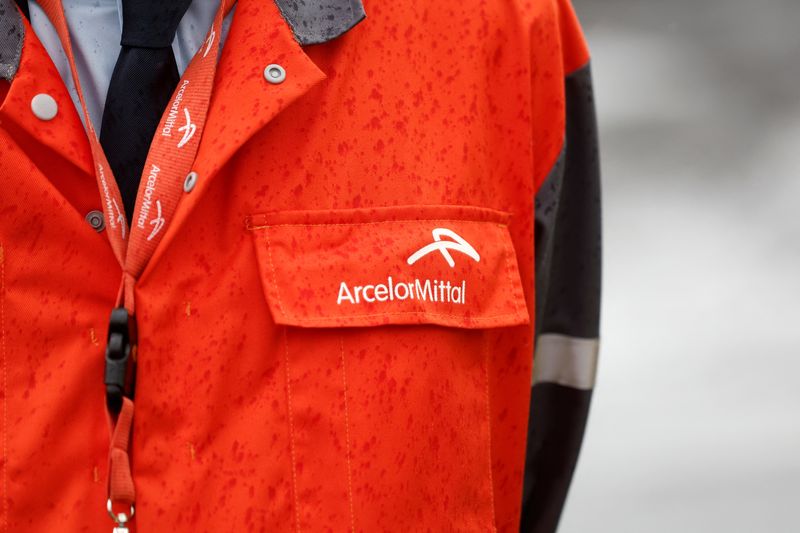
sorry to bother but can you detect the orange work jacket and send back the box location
[0,0,601,531]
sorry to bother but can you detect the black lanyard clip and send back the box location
[104,308,137,415]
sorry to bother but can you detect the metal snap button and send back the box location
[31,93,58,121]
[85,210,105,232]
[183,171,198,192]
[264,64,286,84]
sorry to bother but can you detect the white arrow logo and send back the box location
[112,198,126,240]
[177,108,196,148]
[147,200,166,241]
[203,28,216,58]
[407,228,480,268]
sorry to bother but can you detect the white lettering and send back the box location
[374,284,388,302]
[362,285,376,303]
[452,280,465,304]
[161,80,190,137]
[136,164,161,230]
[97,163,115,229]
[395,282,409,300]
[337,277,467,306]
[337,282,355,305]
[415,279,433,301]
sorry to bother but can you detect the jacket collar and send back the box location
[0,10,95,177]
[0,0,24,81]
[275,0,366,46]
[0,0,365,177]
[142,0,362,278]
[0,0,365,83]
[0,0,366,275]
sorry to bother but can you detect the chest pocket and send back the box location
[245,204,530,530]
[246,204,529,328]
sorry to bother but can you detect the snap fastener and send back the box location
[85,210,105,232]
[264,64,286,84]
[183,171,198,192]
[31,94,58,121]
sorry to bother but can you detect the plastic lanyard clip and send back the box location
[104,308,137,415]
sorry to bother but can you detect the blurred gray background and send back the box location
[562,1,800,532]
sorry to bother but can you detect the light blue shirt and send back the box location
[29,0,234,129]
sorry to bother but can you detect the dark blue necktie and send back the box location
[99,0,194,222]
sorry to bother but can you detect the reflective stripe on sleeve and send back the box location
[532,333,599,390]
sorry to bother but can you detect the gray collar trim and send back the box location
[0,0,24,81]
[0,0,364,83]
[273,0,366,46]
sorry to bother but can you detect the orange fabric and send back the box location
[247,205,529,329]
[108,398,136,504]
[556,0,592,76]
[523,0,592,192]
[37,0,230,285]
[36,0,231,516]
[0,0,591,530]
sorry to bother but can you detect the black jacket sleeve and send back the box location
[520,62,602,533]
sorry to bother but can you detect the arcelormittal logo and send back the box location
[177,108,196,148]
[407,228,480,267]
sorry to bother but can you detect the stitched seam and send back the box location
[1,244,6,533]
[264,227,287,320]
[274,311,524,323]
[339,336,356,533]
[282,329,301,532]
[248,219,509,230]
[482,334,497,531]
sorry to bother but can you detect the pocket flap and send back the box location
[246,205,530,329]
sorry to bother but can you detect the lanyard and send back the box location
[35,1,230,529]
[38,0,228,309]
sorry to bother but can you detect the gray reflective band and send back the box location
[532,333,599,390]
[0,0,24,81]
